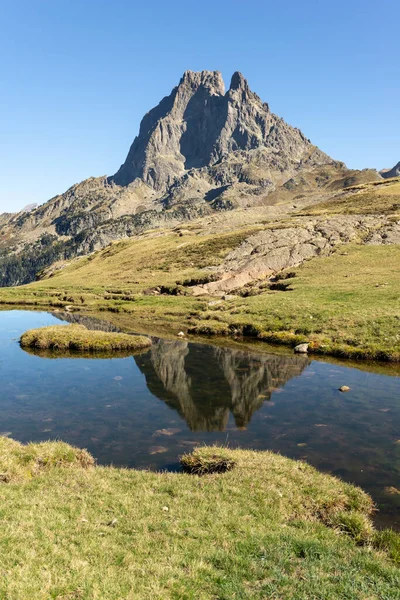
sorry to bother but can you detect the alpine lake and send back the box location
[1,309,399,529]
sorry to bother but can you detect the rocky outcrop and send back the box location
[380,162,400,179]
[0,213,12,228]
[6,177,154,237]
[191,215,400,295]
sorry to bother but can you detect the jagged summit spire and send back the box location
[179,70,225,95]
[229,71,249,92]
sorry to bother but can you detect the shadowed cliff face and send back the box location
[135,340,309,431]
[380,161,400,179]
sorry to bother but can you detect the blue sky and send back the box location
[0,0,398,212]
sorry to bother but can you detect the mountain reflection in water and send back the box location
[135,339,309,431]
[54,311,309,432]
[3,310,399,529]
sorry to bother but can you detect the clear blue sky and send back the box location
[0,0,398,213]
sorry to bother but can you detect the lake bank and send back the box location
[0,438,399,598]
[1,309,400,531]
[0,242,399,362]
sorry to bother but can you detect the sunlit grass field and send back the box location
[1,238,399,361]
[0,438,399,599]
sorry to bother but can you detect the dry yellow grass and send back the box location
[300,178,400,216]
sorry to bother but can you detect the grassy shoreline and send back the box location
[0,437,399,598]
[0,239,399,362]
[2,302,400,362]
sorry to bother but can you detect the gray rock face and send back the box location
[2,70,340,260]
[380,162,400,179]
[191,215,400,295]
[112,70,334,193]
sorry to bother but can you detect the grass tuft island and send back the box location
[0,437,399,598]
[19,323,152,353]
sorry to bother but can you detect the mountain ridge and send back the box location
[0,70,382,286]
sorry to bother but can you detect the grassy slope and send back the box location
[0,227,259,299]
[0,228,258,328]
[1,239,399,361]
[197,244,400,360]
[0,180,399,360]
[300,178,400,217]
[0,438,399,599]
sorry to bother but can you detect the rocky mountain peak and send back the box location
[229,71,249,92]
[1,68,382,290]
[21,203,38,213]
[112,70,332,192]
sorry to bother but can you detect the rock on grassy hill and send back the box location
[0,70,381,286]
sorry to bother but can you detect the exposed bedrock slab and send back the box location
[192,216,400,295]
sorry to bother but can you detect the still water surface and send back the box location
[1,310,399,527]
